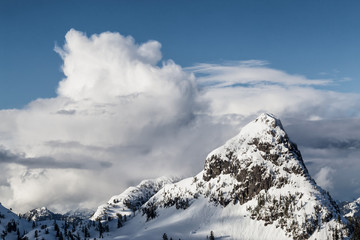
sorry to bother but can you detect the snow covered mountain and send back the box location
[90,176,176,221]
[0,203,37,239]
[0,203,99,240]
[89,113,350,239]
[0,113,356,239]
[341,197,360,218]
[64,208,95,220]
[20,207,63,221]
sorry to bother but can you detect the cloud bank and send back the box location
[0,29,359,213]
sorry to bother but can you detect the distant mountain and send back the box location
[341,197,360,218]
[64,208,95,220]
[20,207,63,221]
[0,204,96,240]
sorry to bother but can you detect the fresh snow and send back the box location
[341,197,360,217]
[0,113,355,239]
[91,176,177,221]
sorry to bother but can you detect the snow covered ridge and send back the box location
[90,176,177,221]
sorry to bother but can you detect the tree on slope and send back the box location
[209,231,215,240]
[162,233,168,240]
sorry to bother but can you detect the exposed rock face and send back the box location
[203,113,309,205]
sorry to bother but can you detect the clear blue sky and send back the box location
[1,0,360,109]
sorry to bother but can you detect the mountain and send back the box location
[341,197,360,218]
[64,208,95,220]
[0,204,96,240]
[90,176,176,221]
[20,207,63,221]
[0,203,37,239]
[21,206,94,223]
[90,113,350,240]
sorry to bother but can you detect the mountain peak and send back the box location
[254,112,283,128]
[21,206,61,221]
[203,113,307,184]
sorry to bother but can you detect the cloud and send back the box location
[0,147,112,169]
[0,29,359,213]
[0,29,209,213]
[56,109,76,115]
[192,62,360,119]
[189,61,331,89]
[314,167,335,191]
[54,29,193,106]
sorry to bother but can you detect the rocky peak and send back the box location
[203,113,308,185]
[21,207,64,221]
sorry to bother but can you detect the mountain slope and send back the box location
[0,203,36,239]
[341,197,360,218]
[110,113,349,240]
[90,176,176,221]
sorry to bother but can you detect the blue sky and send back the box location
[1,1,360,212]
[1,0,360,109]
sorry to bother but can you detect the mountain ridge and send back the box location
[0,113,356,239]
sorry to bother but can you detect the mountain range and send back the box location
[0,113,359,239]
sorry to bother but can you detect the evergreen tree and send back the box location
[352,218,360,240]
[64,221,68,234]
[16,228,21,240]
[84,226,90,238]
[98,220,104,238]
[162,233,168,240]
[34,230,38,238]
[333,227,339,240]
[117,217,123,228]
[68,231,74,240]
[59,232,64,240]
[209,231,215,240]
[1,230,7,240]
[54,221,59,232]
